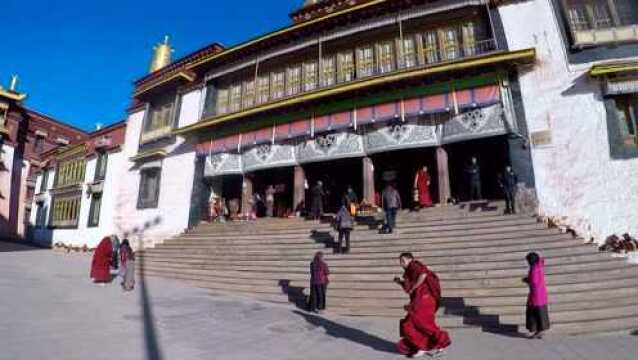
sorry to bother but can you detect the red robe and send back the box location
[397,261,451,355]
[90,237,113,282]
[415,170,433,207]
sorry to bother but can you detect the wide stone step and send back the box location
[169,228,564,248]
[138,249,610,270]
[187,214,534,237]
[146,239,590,258]
[154,233,573,255]
[189,208,506,233]
[163,231,570,251]
[140,244,596,264]
[136,260,630,288]
[180,220,544,242]
[138,266,638,299]
[137,255,627,281]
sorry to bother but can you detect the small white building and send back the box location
[30,122,127,248]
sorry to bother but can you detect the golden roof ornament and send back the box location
[149,35,174,73]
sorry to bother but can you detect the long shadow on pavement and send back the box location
[293,310,396,353]
[0,240,46,252]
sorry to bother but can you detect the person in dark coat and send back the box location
[311,181,326,220]
[342,186,358,216]
[309,251,330,313]
[499,166,518,214]
[334,203,354,253]
[382,183,402,234]
[465,156,482,201]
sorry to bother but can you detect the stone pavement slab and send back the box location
[1,241,637,360]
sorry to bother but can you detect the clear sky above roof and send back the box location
[2,0,300,131]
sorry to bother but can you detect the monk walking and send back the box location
[394,252,450,358]
[91,236,113,284]
[413,166,433,209]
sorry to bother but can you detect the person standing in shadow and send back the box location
[465,156,482,201]
[499,166,518,215]
[334,202,354,254]
[381,183,401,234]
[311,181,326,221]
[309,251,330,313]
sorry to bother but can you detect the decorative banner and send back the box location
[441,104,506,143]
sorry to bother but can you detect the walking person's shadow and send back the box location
[292,310,396,354]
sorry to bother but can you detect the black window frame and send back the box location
[35,203,47,228]
[605,93,638,159]
[137,167,162,209]
[39,169,49,193]
[87,193,102,227]
[94,151,108,182]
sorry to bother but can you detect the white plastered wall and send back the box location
[498,0,638,242]
[30,150,125,248]
[113,89,201,248]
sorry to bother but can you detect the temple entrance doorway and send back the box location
[371,147,438,209]
[203,174,243,219]
[446,135,510,202]
[250,166,294,218]
[303,157,363,214]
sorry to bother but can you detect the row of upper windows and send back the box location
[39,152,109,193]
[562,0,638,47]
[136,1,638,139]
[208,20,488,117]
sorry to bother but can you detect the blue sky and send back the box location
[2,0,300,131]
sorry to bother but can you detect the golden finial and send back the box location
[9,74,18,91]
[149,35,174,73]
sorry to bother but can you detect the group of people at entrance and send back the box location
[308,250,550,357]
[90,236,135,292]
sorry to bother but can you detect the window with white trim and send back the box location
[320,57,336,87]
[216,88,230,115]
[229,84,242,112]
[270,71,285,100]
[356,46,375,78]
[377,41,395,74]
[257,76,270,104]
[337,51,355,83]
[303,62,318,91]
[242,80,256,109]
[286,66,302,96]
[143,92,175,140]
[137,167,161,209]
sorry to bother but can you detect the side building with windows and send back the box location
[29,122,126,248]
[1,76,88,241]
[496,0,638,239]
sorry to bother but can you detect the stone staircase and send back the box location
[137,203,638,336]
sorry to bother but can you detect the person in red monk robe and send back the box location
[394,252,450,358]
[413,166,433,209]
[91,236,113,284]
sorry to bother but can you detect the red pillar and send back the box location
[436,146,451,205]
[293,165,306,215]
[241,175,253,217]
[362,157,375,205]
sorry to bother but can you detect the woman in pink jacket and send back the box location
[523,252,550,338]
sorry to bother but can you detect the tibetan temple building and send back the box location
[26,0,638,248]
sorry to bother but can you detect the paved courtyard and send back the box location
[1,241,637,360]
